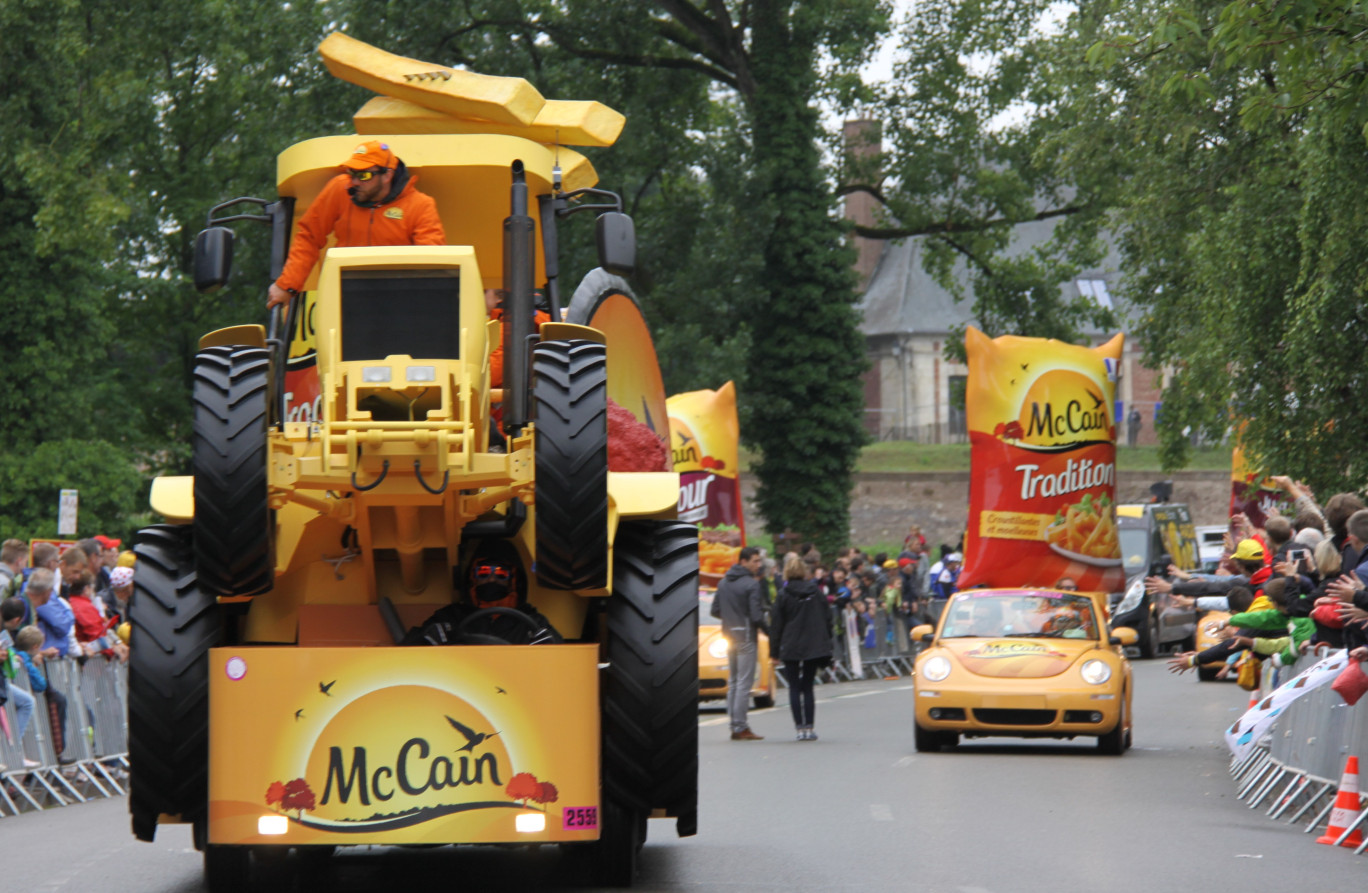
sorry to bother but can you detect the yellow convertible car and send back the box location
[698,591,775,708]
[911,589,1136,754]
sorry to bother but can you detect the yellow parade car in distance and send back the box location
[698,591,775,709]
[910,589,1137,754]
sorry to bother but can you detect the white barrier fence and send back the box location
[1229,651,1368,853]
[0,655,128,815]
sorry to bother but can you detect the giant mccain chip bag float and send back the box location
[957,327,1126,592]
[668,382,745,588]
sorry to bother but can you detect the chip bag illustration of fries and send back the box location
[958,328,1126,592]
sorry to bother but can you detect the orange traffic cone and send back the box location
[1317,756,1365,847]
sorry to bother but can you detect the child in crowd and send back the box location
[15,626,46,696]
[66,573,127,661]
[7,626,46,764]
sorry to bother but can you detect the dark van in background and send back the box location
[1109,502,1201,659]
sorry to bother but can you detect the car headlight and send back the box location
[707,637,730,659]
[1113,577,1144,616]
[1080,659,1112,685]
[921,656,951,682]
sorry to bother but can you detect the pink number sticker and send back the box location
[561,805,599,831]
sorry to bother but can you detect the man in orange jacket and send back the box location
[266,140,446,308]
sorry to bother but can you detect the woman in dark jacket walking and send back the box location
[771,554,833,740]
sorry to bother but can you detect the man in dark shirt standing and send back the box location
[712,546,767,740]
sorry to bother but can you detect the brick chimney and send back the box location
[842,118,883,291]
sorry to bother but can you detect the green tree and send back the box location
[0,441,145,541]
[848,0,1117,360]
[0,1,352,536]
[1051,0,1368,493]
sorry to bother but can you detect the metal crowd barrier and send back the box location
[0,655,128,817]
[1229,651,1368,854]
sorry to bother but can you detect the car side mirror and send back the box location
[194,226,235,294]
[1110,627,1138,647]
[910,624,933,643]
[595,211,635,277]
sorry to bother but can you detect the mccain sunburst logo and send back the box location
[994,369,1115,449]
[261,684,554,833]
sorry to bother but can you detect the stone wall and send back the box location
[740,470,1232,552]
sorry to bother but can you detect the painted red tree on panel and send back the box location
[506,772,559,809]
[266,777,317,819]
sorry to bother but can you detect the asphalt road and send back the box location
[5,661,1364,892]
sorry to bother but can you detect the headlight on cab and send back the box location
[707,637,730,659]
[1080,659,1112,685]
[921,656,952,682]
[1113,577,1144,616]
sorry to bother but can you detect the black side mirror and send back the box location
[595,211,635,277]
[194,226,235,294]
[920,633,933,644]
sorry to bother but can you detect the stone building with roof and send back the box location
[843,122,1164,447]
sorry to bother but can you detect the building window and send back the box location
[948,375,967,436]
[1076,278,1112,309]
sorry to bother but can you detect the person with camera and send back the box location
[1146,538,1272,604]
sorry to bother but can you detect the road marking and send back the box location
[834,691,882,699]
[870,804,894,822]
[887,684,915,691]
[892,756,916,768]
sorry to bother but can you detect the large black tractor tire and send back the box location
[193,345,272,598]
[589,520,700,885]
[532,340,609,591]
[127,525,223,842]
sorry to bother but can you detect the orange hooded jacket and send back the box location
[274,169,446,294]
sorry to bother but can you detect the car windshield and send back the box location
[1119,527,1148,576]
[699,592,720,627]
[940,593,1099,640]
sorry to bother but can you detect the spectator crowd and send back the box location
[1148,477,1368,677]
[747,526,965,672]
[0,536,134,771]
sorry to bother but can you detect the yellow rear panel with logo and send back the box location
[208,646,600,845]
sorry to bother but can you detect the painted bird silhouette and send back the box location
[495,686,507,695]
[294,709,305,721]
[319,680,336,697]
[446,715,499,752]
